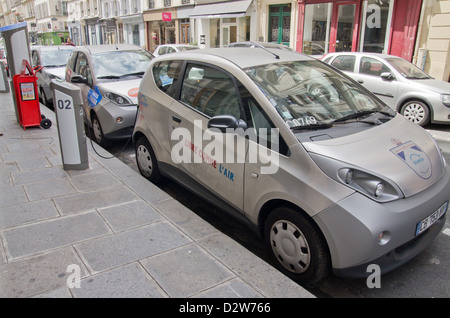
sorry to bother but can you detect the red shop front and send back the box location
[296,0,422,61]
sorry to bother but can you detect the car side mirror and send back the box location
[207,115,247,133]
[70,74,87,84]
[380,72,395,81]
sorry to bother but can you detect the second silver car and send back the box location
[322,52,450,126]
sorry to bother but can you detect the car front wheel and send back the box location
[400,100,430,126]
[91,114,110,147]
[135,137,161,184]
[264,207,330,285]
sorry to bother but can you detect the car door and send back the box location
[170,62,246,211]
[353,56,399,107]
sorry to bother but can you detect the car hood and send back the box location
[97,79,141,104]
[408,78,450,94]
[44,67,66,79]
[303,115,446,197]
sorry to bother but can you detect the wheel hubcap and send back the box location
[93,119,102,143]
[270,220,311,273]
[137,145,153,177]
[403,103,425,124]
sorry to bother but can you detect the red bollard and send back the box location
[12,59,51,130]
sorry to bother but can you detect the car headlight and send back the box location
[309,153,404,202]
[441,94,450,107]
[338,168,402,202]
[104,91,133,106]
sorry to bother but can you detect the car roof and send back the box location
[325,52,400,60]
[158,47,314,69]
[76,44,145,54]
[31,45,75,51]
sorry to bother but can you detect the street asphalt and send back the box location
[0,89,315,298]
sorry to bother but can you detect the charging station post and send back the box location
[51,79,89,171]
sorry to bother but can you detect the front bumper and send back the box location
[95,102,138,137]
[313,168,450,278]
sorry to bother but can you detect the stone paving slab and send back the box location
[74,221,191,274]
[141,244,236,297]
[70,263,168,298]
[0,247,89,298]
[2,211,112,260]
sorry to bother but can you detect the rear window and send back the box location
[331,55,356,72]
[152,60,183,98]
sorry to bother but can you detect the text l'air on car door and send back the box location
[355,56,399,107]
[170,63,246,211]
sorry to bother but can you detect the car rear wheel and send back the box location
[400,100,430,126]
[135,137,161,183]
[264,207,330,285]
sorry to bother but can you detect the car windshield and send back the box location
[385,57,431,79]
[41,49,74,67]
[92,49,153,79]
[245,60,386,129]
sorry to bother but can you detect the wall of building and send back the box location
[415,0,450,81]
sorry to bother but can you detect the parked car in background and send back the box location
[322,52,450,126]
[153,44,199,57]
[31,45,76,107]
[133,48,450,284]
[228,41,294,51]
[65,44,154,146]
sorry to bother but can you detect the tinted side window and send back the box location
[239,84,289,156]
[359,57,390,77]
[74,52,93,86]
[180,63,241,119]
[331,55,356,72]
[152,60,182,98]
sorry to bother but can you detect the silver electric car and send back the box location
[65,44,154,146]
[133,48,450,284]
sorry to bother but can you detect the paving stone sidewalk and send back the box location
[0,91,315,298]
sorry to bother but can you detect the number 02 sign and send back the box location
[54,89,81,164]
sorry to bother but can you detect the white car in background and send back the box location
[153,44,199,57]
[31,45,75,107]
[322,52,450,126]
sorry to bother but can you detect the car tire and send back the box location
[400,100,430,126]
[91,114,110,147]
[264,206,330,285]
[135,136,161,184]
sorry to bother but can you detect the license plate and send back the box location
[415,201,448,236]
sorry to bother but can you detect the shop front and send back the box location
[296,0,422,61]
[188,0,255,48]
[143,8,178,53]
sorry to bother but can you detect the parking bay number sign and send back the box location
[54,89,82,165]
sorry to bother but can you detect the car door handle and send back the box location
[172,115,181,123]
[357,79,364,84]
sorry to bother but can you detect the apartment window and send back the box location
[164,0,171,7]
[148,0,155,9]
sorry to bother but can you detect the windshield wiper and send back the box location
[97,75,121,79]
[290,122,333,131]
[120,71,145,77]
[332,110,381,123]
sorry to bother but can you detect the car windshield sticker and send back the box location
[390,140,432,179]
[88,86,102,107]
